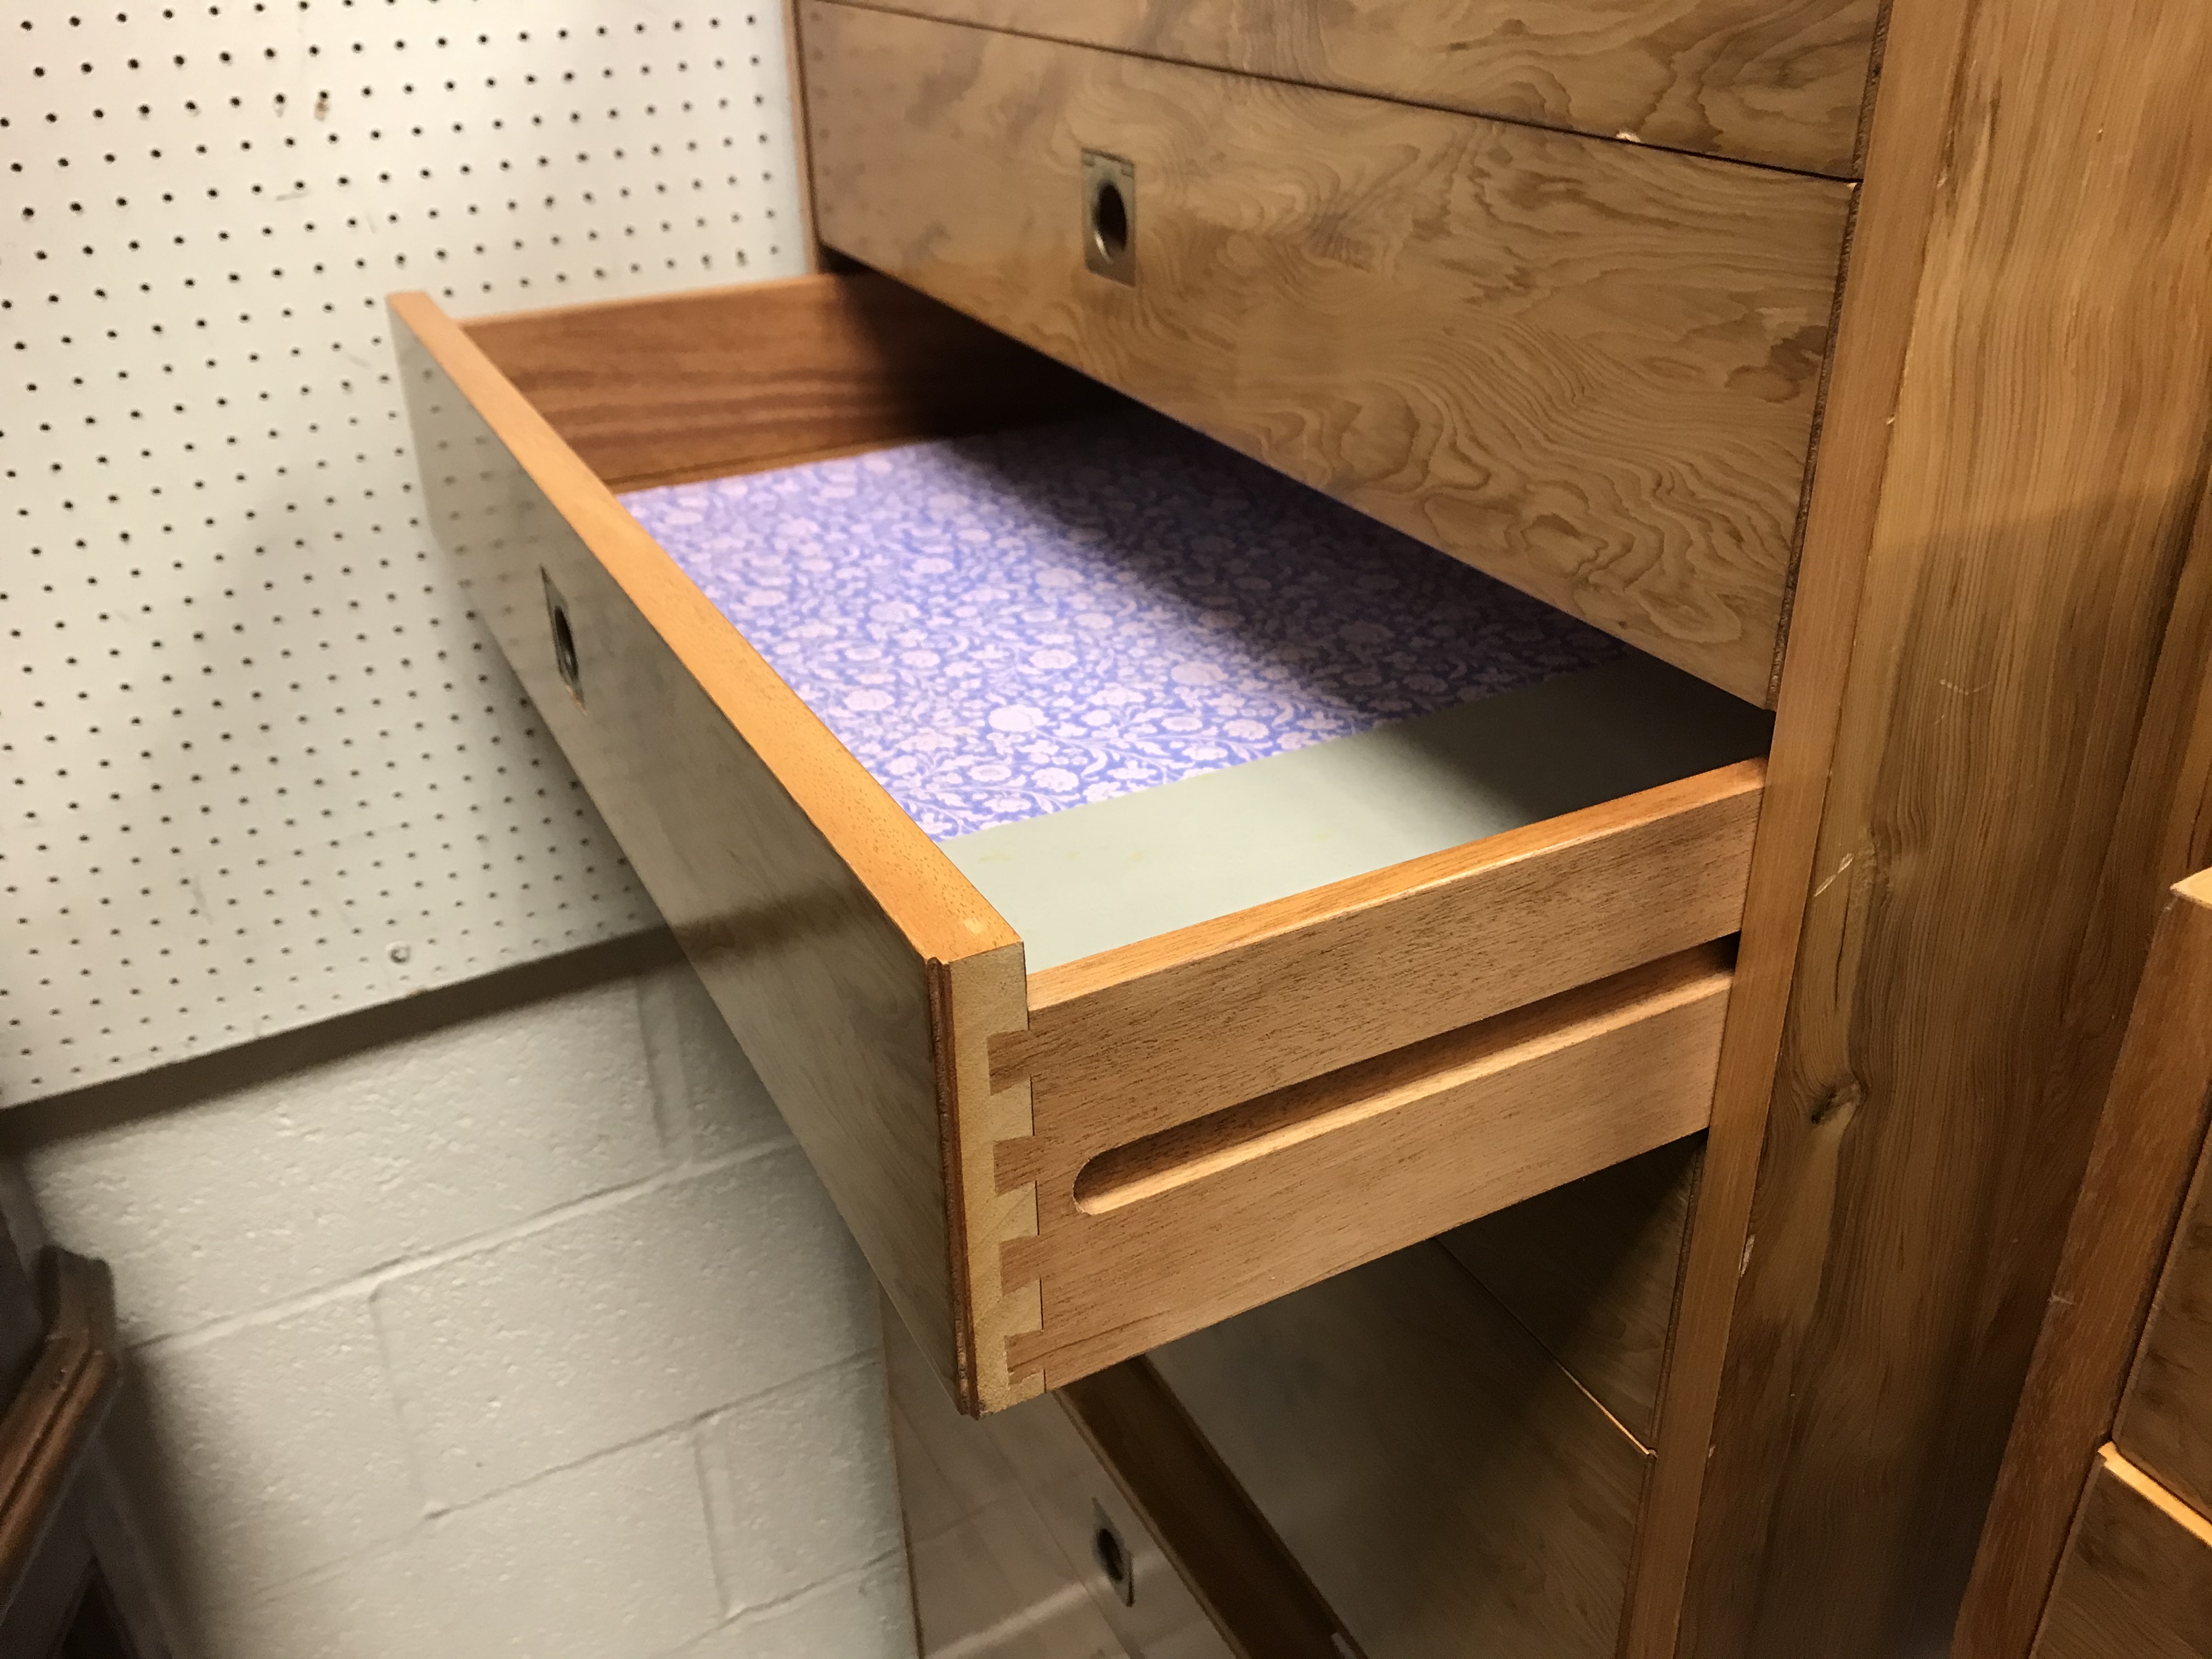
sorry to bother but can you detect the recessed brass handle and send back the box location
[543,569,584,706]
[1082,150,1137,285]
[1091,1503,1136,1606]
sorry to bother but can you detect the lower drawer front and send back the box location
[801,0,1854,705]
[2034,1448,2212,1659]
[884,1304,1351,1659]
[1152,1240,1651,1659]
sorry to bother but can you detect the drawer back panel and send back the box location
[1441,1135,1702,1444]
[801,1,1855,706]
[1152,1240,1651,1659]
[837,0,1884,177]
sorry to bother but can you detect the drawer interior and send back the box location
[397,271,1765,1414]
[884,1297,1352,1658]
[1443,1136,1703,1444]
[613,400,1770,970]
[1153,1231,1655,1659]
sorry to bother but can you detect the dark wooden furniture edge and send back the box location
[0,1251,123,1621]
[1956,869,2212,1657]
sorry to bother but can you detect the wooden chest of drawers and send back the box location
[393,0,2212,1651]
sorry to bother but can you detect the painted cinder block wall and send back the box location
[2,939,915,1659]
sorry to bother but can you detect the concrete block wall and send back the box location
[2,941,915,1659]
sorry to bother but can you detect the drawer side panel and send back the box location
[830,0,1884,178]
[803,2,1855,704]
[394,299,1019,1410]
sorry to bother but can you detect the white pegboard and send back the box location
[2,0,810,1103]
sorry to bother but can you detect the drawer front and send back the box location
[802,1,1855,706]
[2034,1448,2212,1659]
[1153,1240,1651,1659]
[838,0,1882,177]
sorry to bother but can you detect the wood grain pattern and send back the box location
[802,1,1854,703]
[1152,1239,1650,1659]
[826,0,1882,177]
[464,273,1111,493]
[1959,445,2212,1659]
[1441,1136,1702,1446]
[2033,1448,2212,1659]
[1007,945,1731,1387]
[1641,0,2212,1651]
[1955,484,2212,1654]
[1963,871,2212,1657]
[1622,0,1983,1641]
[1008,760,1762,1144]
[392,284,1034,1415]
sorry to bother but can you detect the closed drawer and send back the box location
[2034,1447,2212,1659]
[1152,1238,1653,1659]
[392,270,1764,1416]
[885,1299,1352,1658]
[832,0,1883,177]
[800,2,1855,706]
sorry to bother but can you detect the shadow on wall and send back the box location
[0,932,916,1659]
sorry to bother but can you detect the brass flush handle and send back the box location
[542,569,584,706]
[1081,150,1137,285]
[1091,1502,1136,1606]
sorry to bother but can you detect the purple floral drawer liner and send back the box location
[620,410,1625,840]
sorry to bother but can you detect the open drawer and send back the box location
[392,271,1767,1414]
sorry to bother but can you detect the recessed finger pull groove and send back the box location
[1081,149,1137,284]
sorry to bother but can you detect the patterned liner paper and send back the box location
[622,410,1625,840]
